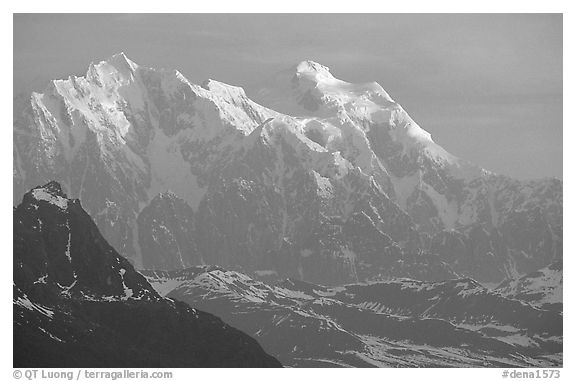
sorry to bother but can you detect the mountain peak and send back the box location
[86,52,139,84]
[296,60,331,74]
[201,78,248,100]
[106,51,139,72]
[294,60,335,82]
[16,181,160,302]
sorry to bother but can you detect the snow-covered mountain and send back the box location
[13,182,281,367]
[13,53,562,285]
[143,266,562,367]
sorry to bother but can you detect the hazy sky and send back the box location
[13,14,562,179]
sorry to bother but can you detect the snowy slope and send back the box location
[251,60,473,174]
[496,261,562,310]
[250,60,560,232]
[143,266,562,367]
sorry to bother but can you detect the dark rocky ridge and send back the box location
[13,182,281,368]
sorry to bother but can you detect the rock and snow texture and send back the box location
[15,181,157,302]
[143,266,562,367]
[496,261,562,310]
[13,53,562,285]
[13,182,281,368]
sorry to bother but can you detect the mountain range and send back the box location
[13,53,561,286]
[13,53,562,367]
[143,265,562,367]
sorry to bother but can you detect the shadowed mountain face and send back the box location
[13,182,281,368]
[13,54,562,286]
[143,266,562,368]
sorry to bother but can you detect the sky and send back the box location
[13,14,562,179]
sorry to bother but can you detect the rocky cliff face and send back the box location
[13,53,562,285]
[137,192,199,269]
[13,182,281,367]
